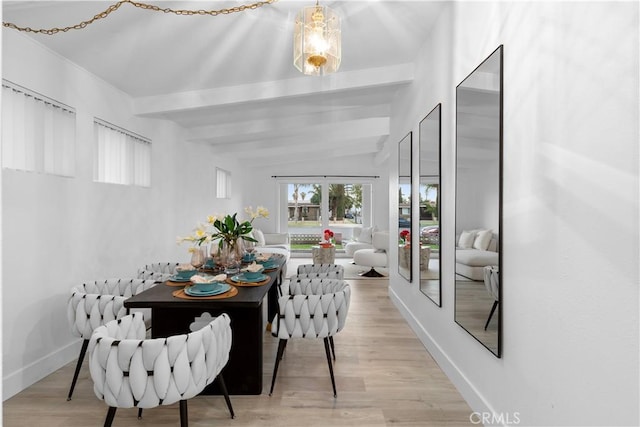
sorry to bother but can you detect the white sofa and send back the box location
[455,229,498,281]
[344,226,377,257]
[251,229,291,262]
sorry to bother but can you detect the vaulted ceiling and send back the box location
[3,1,447,166]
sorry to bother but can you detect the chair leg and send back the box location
[179,400,188,427]
[484,301,499,330]
[216,374,235,419]
[329,336,336,361]
[103,407,117,427]
[323,338,337,398]
[360,267,384,277]
[67,339,89,401]
[269,339,288,396]
[137,408,143,419]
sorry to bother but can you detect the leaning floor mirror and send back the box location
[419,104,441,306]
[398,132,412,282]
[454,45,503,357]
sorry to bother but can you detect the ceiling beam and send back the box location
[132,63,414,116]
[202,117,389,152]
[185,104,390,142]
[191,117,390,147]
[240,137,382,167]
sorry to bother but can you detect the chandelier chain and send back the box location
[3,0,278,35]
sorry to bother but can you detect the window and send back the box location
[1,80,76,176]
[93,119,151,187]
[216,167,231,198]
[281,180,373,249]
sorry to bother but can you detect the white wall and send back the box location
[388,2,639,426]
[1,30,245,399]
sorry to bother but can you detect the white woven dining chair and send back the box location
[269,278,351,397]
[137,262,181,281]
[89,312,234,427]
[296,264,344,280]
[279,265,345,295]
[66,278,159,401]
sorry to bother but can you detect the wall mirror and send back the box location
[398,132,412,282]
[419,104,441,306]
[454,45,503,357]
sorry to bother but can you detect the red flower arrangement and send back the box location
[399,229,410,244]
[323,229,334,241]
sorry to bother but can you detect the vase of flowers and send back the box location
[399,229,410,246]
[178,206,269,273]
[217,237,244,274]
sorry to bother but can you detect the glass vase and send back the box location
[220,239,243,275]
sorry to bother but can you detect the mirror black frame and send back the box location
[398,131,412,283]
[418,104,442,306]
[454,45,503,357]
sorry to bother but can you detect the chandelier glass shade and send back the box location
[293,3,341,76]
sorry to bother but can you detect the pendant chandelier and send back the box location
[293,1,341,76]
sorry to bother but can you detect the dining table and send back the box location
[124,254,285,395]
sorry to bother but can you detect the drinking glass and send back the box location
[190,247,205,270]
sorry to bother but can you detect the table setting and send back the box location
[172,272,239,300]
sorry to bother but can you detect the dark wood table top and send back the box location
[125,257,284,310]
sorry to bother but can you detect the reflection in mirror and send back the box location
[454,46,502,357]
[398,132,412,282]
[419,104,441,306]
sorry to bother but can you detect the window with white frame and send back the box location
[93,119,151,187]
[216,167,231,198]
[1,80,76,177]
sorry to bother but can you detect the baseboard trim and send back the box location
[3,340,80,400]
[388,286,496,418]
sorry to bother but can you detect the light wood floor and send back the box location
[3,278,473,427]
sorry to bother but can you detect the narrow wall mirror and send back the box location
[419,104,441,306]
[454,45,503,357]
[398,132,412,282]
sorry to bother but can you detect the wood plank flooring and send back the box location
[3,277,473,427]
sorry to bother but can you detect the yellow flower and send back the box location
[207,215,217,224]
[187,247,197,253]
[245,206,258,219]
[257,206,269,218]
[194,228,206,239]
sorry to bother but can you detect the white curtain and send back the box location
[1,83,75,176]
[216,167,231,198]
[93,120,151,187]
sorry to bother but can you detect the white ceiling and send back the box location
[3,0,448,165]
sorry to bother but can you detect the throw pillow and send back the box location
[473,229,492,251]
[458,230,475,249]
[253,228,266,247]
[358,226,374,244]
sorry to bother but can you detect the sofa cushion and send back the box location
[372,230,389,251]
[264,233,288,246]
[253,228,266,247]
[358,226,374,244]
[458,230,475,249]
[473,229,492,251]
[456,249,499,267]
[345,241,372,257]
